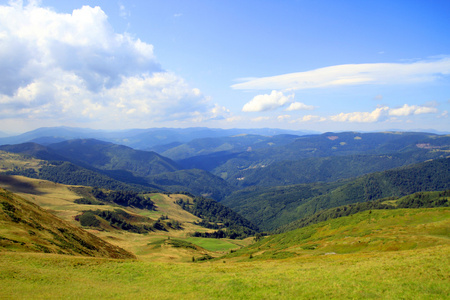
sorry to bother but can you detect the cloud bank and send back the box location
[232,58,450,91]
[0,2,222,127]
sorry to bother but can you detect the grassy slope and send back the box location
[226,207,450,260]
[0,188,134,259]
[0,175,245,261]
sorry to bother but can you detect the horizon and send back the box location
[0,0,449,133]
[1,125,449,138]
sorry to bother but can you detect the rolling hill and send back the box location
[222,157,450,231]
[47,139,181,177]
[0,175,256,257]
[0,141,234,200]
[0,187,135,258]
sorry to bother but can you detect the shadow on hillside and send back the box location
[0,175,45,195]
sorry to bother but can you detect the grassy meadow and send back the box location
[1,244,449,299]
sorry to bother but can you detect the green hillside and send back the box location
[226,206,450,260]
[276,189,450,233]
[222,157,450,231]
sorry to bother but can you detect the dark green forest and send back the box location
[176,197,259,239]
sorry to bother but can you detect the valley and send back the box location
[0,127,449,298]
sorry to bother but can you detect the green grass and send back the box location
[1,245,449,299]
[185,237,241,252]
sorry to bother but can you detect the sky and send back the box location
[1,0,450,134]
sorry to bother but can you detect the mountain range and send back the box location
[1,126,449,232]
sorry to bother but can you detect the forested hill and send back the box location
[47,139,181,177]
[175,196,259,239]
[180,131,450,184]
[0,139,182,178]
[222,157,450,231]
[0,144,234,201]
[227,151,447,188]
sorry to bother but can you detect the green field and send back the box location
[185,236,247,252]
[1,244,449,299]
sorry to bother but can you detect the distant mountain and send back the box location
[0,131,10,138]
[0,142,68,161]
[161,134,301,161]
[222,157,450,231]
[202,131,448,182]
[0,187,135,258]
[0,126,317,150]
[0,126,107,146]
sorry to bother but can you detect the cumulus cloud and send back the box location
[329,104,438,123]
[330,107,389,123]
[388,104,438,116]
[277,115,291,121]
[285,102,315,111]
[299,115,326,122]
[232,57,450,91]
[0,2,223,126]
[242,90,294,112]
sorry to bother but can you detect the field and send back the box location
[1,244,449,299]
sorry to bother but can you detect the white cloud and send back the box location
[242,90,294,112]
[285,102,314,111]
[231,57,450,91]
[328,103,438,123]
[302,115,326,122]
[277,115,291,121]
[388,104,438,116]
[330,107,390,123]
[291,115,326,123]
[0,2,225,126]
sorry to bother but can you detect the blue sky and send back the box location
[1,0,449,133]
